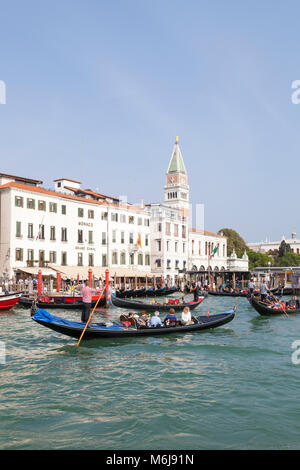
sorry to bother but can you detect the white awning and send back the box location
[15,267,57,277]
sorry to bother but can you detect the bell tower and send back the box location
[164,137,189,218]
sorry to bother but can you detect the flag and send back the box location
[210,245,218,259]
[136,234,142,249]
[36,225,42,241]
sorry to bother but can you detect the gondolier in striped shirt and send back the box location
[81,281,99,323]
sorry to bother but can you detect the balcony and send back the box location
[129,244,138,251]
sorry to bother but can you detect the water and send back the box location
[1,295,300,450]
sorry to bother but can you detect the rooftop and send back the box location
[0,172,43,185]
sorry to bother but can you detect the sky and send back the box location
[0,0,300,243]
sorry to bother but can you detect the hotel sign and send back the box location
[78,221,93,227]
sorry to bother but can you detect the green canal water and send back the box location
[0,294,300,450]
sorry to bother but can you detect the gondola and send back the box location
[19,295,106,309]
[31,307,236,340]
[111,293,205,312]
[115,288,145,298]
[271,287,293,296]
[115,287,179,298]
[144,287,179,297]
[0,292,22,311]
[208,290,249,298]
[248,294,300,316]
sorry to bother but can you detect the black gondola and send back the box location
[111,293,204,312]
[31,307,236,340]
[248,295,300,316]
[19,296,106,309]
[271,287,293,296]
[208,290,249,298]
[115,287,179,298]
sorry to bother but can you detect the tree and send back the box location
[218,228,248,258]
[247,250,273,270]
[278,240,292,258]
[277,252,300,267]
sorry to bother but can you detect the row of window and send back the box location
[156,222,187,238]
[15,196,150,225]
[15,249,151,267]
[101,211,150,226]
[156,239,187,253]
[16,248,68,266]
[155,259,187,269]
[15,196,68,214]
[16,223,74,243]
[16,222,149,246]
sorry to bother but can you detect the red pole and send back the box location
[56,271,61,293]
[38,269,42,297]
[105,269,110,306]
[88,268,93,288]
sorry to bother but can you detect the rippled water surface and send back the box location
[1,294,300,450]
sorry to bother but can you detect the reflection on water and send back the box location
[1,295,300,450]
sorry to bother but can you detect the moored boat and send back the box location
[208,290,249,298]
[0,292,22,311]
[248,295,300,316]
[19,294,106,309]
[111,293,204,312]
[271,287,293,296]
[115,286,179,298]
[31,307,236,340]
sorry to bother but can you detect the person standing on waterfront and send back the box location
[81,281,99,323]
[260,280,269,301]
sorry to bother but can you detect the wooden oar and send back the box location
[76,291,104,347]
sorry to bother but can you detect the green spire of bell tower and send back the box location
[167,136,187,174]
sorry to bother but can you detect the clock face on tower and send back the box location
[168,175,177,184]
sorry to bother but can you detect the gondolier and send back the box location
[259,280,269,301]
[81,281,99,323]
[191,282,199,302]
[248,279,255,295]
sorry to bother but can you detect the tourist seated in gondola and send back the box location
[181,306,194,325]
[164,308,177,327]
[120,313,136,327]
[139,311,149,327]
[291,296,300,309]
[150,311,162,328]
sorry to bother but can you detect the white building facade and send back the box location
[248,232,300,255]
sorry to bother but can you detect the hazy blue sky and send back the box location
[0,0,299,243]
